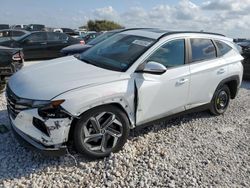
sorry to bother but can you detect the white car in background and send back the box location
[6,29,243,158]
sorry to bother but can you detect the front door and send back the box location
[135,39,190,125]
[20,32,47,60]
[46,32,69,58]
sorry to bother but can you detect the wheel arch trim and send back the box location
[213,75,240,100]
[74,98,135,128]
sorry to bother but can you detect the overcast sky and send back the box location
[0,0,250,38]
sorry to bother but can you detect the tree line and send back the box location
[80,20,124,32]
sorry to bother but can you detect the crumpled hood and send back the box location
[8,56,125,100]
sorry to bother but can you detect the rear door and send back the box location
[187,38,229,109]
[19,32,47,60]
[46,32,69,58]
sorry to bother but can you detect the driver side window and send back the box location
[147,39,185,67]
[26,32,46,42]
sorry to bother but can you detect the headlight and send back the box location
[16,98,69,118]
[17,99,51,108]
[36,99,70,119]
[32,100,52,108]
[34,99,64,108]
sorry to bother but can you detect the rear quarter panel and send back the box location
[224,50,244,85]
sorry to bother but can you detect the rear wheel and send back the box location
[210,85,230,115]
[74,105,130,158]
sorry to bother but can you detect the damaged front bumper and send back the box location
[11,121,67,156]
[8,108,72,156]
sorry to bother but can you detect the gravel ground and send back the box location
[0,81,249,187]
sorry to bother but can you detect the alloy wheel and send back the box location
[82,112,123,153]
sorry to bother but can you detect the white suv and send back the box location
[6,29,243,158]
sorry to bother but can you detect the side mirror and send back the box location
[136,61,167,74]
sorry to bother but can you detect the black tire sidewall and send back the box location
[73,105,130,158]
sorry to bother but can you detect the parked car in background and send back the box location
[81,32,101,44]
[7,29,243,158]
[79,31,95,37]
[11,24,27,30]
[0,31,83,60]
[238,41,250,79]
[0,24,9,30]
[25,24,45,31]
[61,28,79,37]
[0,46,23,91]
[0,29,30,42]
[53,28,63,33]
[61,30,118,55]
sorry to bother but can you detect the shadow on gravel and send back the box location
[131,110,212,138]
[0,109,9,127]
[241,80,250,90]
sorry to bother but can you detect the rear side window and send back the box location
[190,38,216,62]
[26,32,46,42]
[215,40,232,56]
[47,33,68,41]
[147,39,185,67]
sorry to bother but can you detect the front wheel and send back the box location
[74,105,130,158]
[210,85,230,115]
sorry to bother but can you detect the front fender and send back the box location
[53,79,136,127]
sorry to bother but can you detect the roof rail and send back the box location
[159,31,225,39]
[120,28,156,32]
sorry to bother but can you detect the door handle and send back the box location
[177,78,188,85]
[217,68,225,74]
[40,42,47,45]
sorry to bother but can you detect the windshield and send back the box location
[80,34,156,72]
[88,32,116,45]
[14,33,30,41]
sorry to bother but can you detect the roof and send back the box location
[0,29,30,33]
[121,28,225,40]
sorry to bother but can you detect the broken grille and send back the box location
[6,86,31,119]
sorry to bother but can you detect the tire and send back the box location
[210,85,231,115]
[74,105,130,158]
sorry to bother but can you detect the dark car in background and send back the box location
[0,31,83,60]
[0,24,9,30]
[25,24,45,31]
[61,30,117,56]
[0,46,23,91]
[0,29,29,42]
[61,28,78,37]
[11,24,27,30]
[238,41,250,79]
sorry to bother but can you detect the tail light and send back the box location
[12,51,24,61]
[80,40,85,45]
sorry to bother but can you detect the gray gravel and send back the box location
[0,81,250,187]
